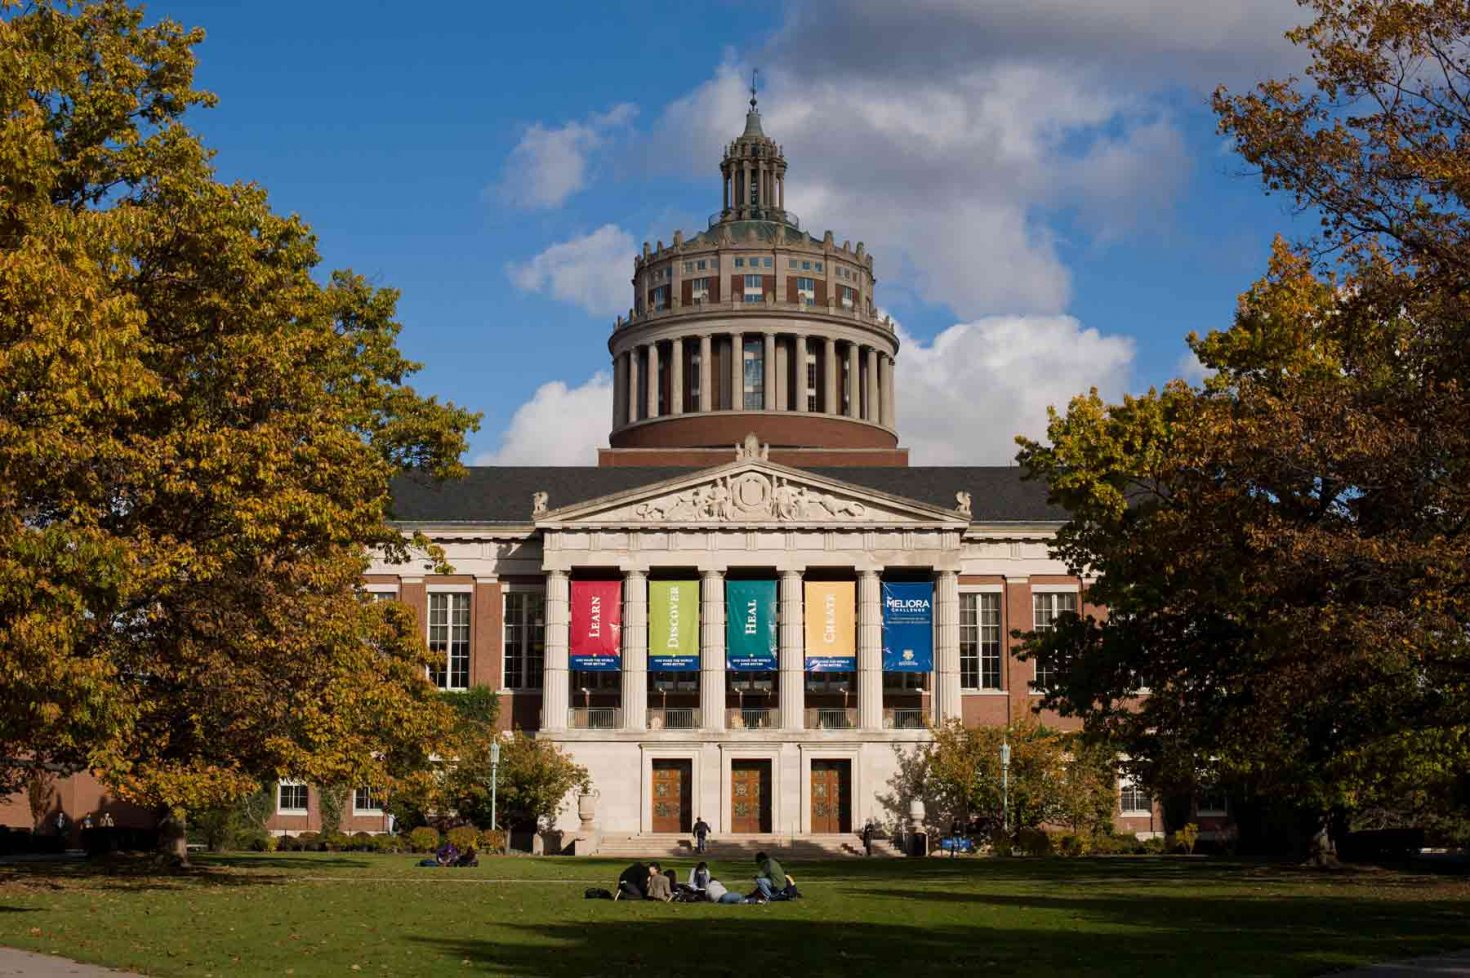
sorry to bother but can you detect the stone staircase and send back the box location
[587,833,904,859]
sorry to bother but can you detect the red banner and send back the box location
[570,579,622,670]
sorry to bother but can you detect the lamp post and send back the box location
[490,739,502,833]
[1000,738,1012,838]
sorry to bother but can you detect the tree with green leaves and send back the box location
[493,732,590,833]
[0,0,478,860]
[1017,0,1470,859]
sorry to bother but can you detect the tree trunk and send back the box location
[158,809,189,867]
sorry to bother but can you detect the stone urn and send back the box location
[577,790,599,832]
[908,798,926,830]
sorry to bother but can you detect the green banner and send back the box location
[726,579,778,671]
[649,580,699,671]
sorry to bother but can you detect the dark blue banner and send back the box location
[882,582,933,672]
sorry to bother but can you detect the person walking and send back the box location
[692,816,711,854]
[861,820,874,857]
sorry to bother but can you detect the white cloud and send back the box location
[1176,349,1211,385]
[506,224,634,317]
[497,104,636,209]
[894,316,1135,464]
[476,374,612,465]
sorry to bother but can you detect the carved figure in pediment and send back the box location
[708,481,733,520]
[955,491,972,517]
[635,500,666,520]
[664,485,707,520]
[532,491,549,516]
[773,479,801,520]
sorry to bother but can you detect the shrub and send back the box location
[350,831,376,851]
[446,826,479,851]
[321,831,350,852]
[408,827,441,853]
[479,829,507,855]
[275,833,297,851]
[243,831,276,852]
[295,831,322,852]
[1092,832,1147,855]
[1016,827,1053,857]
[988,826,1013,857]
[1171,822,1200,854]
[1054,832,1091,857]
[370,833,400,853]
[1142,836,1167,854]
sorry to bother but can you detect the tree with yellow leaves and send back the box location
[0,0,478,859]
[1018,0,1470,860]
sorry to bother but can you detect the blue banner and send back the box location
[882,582,933,672]
[725,579,778,671]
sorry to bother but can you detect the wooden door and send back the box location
[810,760,852,834]
[730,760,772,833]
[651,760,692,834]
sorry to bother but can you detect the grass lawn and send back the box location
[0,853,1466,977]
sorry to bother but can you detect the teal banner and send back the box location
[725,579,778,671]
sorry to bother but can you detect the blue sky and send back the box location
[169,0,1313,465]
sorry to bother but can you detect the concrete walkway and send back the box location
[0,949,137,976]
[1333,950,1470,976]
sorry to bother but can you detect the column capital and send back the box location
[858,568,880,581]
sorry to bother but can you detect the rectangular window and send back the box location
[690,277,709,302]
[697,259,707,271]
[840,285,856,310]
[572,669,619,691]
[1031,591,1078,691]
[683,261,694,274]
[1120,776,1150,815]
[651,285,670,311]
[503,589,545,690]
[789,258,798,269]
[796,276,815,306]
[960,592,1002,690]
[763,257,772,268]
[428,592,470,690]
[805,353,818,412]
[689,352,701,405]
[735,257,745,268]
[815,262,823,272]
[277,782,308,814]
[743,273,764,305]
[805,672,852,693]
[742,337,764,410]
[353,787,383,814]
[801,260,811,270]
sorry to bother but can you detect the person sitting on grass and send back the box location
[615,861,651,900]
[688,861,711,893]
[705,876,744,904]
[646,862,674,902]
[454,846,479,868]
[752,851,787,902]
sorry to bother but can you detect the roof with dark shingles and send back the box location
[389,466,1065,525]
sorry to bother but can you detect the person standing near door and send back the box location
[692,815,711,853]
[861,820,874,857]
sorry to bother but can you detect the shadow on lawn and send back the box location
[414,902,1470,978]
[0,855,290,892]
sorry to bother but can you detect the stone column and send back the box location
[612,351,626,429]
[670,337,684,415]
[880,354,894,428]
[858,569,883,731]
[865,347,879,422]
[774,336,788,412]
[770,333,782,408]
[779,570,805,731]
[541,570,570,732]
[729,332,743,411]
[699,334,713,412]
[700,570,726,731]
[824,337,838,414]
[646,342,661,420]
[934,570,961,723]
[621,569,648,731]
[627,347,640,424]
[846,343,860,418]
[795,336,809,412]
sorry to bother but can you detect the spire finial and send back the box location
[750,68,759,111]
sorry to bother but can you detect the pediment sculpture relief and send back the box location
[631,472,869,522]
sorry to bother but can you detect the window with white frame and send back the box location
[735,257,745,268]
[743,273,764,303]
[690,277,709,303]
[960,592,1002,690]
[796,276,815,306]
[503,589,545,690]
[651,285,670,311]
[277,782,308,814]
[1119,775,1150,815]
[353,787,383,814]
[689,351,701,407]
[428,592,470,690]
[1031,590,1077,691]
[742,337,764,409]
[805,351,818,412]
[840,285,856,310]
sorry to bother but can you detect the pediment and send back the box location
[537,459,967,528]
